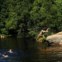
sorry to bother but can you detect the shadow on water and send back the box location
[0,38,25,62]
[0,37,37,62]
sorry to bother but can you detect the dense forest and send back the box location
[0,0,62,40]
[0,0,62,62]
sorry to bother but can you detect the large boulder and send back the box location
[46,32,62,46]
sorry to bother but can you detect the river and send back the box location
[0,38,62,62]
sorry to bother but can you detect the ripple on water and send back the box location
[0,49,25,62]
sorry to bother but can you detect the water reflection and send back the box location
[0,49,24,62]
[1,38,62,62]
[0,38,26,62]
[28,48,62,62]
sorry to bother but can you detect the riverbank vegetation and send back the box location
[0,0,62,38]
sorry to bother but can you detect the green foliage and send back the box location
[0,0,62,38]
[1,28,8,34]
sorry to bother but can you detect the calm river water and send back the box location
[0,38,62,62]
